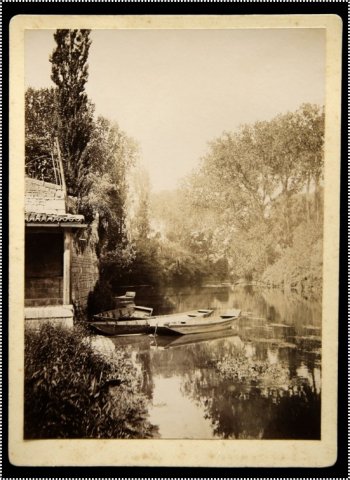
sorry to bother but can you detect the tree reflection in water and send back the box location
[144,334,321,439]
[180,363,320,439]
[111,285,322,439]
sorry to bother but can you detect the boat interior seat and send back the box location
[125,291,136,298]
[115,291,136,301]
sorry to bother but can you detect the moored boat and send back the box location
[89,307,215,336]
[161,309,241,335]
[94,305,154,321]
[90,318,153,336]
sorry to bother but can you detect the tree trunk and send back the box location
[314,173,321,223]
[283,177,291,246]
[306,173,311,223]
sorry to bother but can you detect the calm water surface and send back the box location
[109,285,321,439]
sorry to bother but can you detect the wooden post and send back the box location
[63,230,71,305]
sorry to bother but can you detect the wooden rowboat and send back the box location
[161,309,241,335]
[89,308,215,336]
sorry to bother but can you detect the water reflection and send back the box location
[149,375,213,439]
[110,285,321,439]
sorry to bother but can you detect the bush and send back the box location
[216,346,290,389]
[262,219,323,297]
[156,240,209,285]
[24,323,154,438]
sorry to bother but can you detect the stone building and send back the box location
[24,177,99,327]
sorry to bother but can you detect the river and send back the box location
[109,285,321,440]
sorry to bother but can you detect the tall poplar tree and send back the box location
[50,29,93,195]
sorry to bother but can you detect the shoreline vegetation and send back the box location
[24,323,157,439]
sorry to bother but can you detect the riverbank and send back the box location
[24,322,156,439]
[261,252,322,301]
[230,280,322,302]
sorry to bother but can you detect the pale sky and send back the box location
[25,28,325,192]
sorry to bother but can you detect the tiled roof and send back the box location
[25,212,85,224]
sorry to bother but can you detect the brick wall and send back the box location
[71,242,99,310]
[25,177,66,214]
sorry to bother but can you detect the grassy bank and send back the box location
[262,220,323,300]
[24,323,155,439]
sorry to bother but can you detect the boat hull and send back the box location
[89,309,215,337]
[163,316,239,335]
[90,319,152,336]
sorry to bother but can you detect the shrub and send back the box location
[262,219,323,297]
[216,346,290,389]
[24,323,154,439]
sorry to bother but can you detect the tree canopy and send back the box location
[25,87,58,182]
[150,103,325,294]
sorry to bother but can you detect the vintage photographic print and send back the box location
[9,15,341,467]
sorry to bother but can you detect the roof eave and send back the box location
[26,223,87,229]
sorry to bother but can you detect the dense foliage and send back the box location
[77,116,138,247]
[25,87,58,182]
[150,104,324,296]
[24,323,154,438]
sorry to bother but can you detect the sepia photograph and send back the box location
[9,14,341,467]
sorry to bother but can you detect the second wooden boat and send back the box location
[161,309,241,335]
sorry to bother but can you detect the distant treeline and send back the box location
[150,103,324,298]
